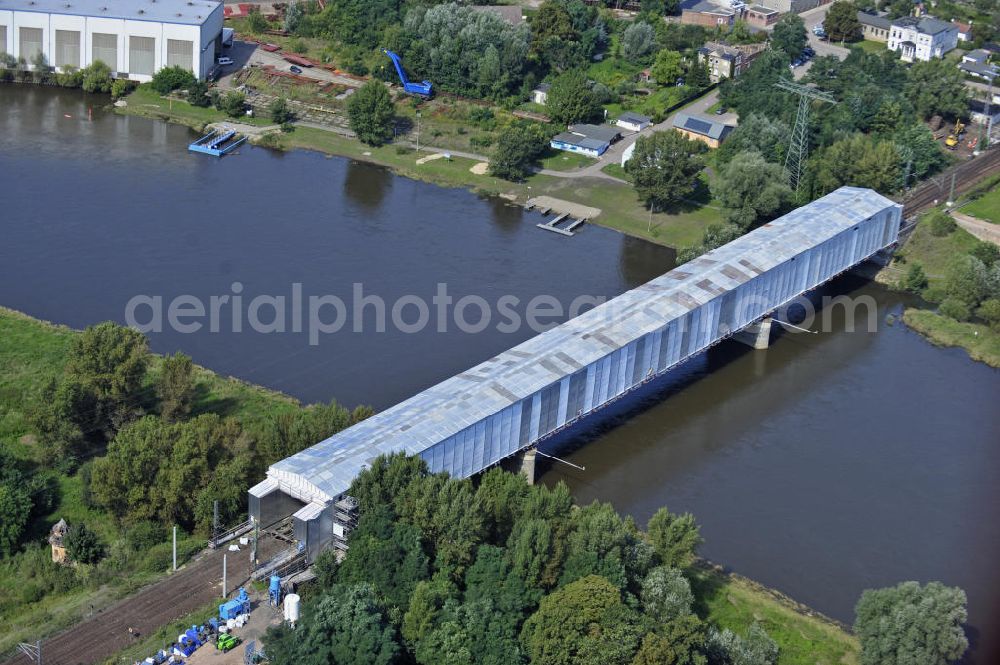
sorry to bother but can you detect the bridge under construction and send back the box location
[248,186,902,563]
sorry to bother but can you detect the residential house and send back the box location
[697,41,768,83]
[680,0,735,29]
[550,124,621,158]
[755,0,825,13]
[969,99,999,128]
[745,5,780,29]
[951,20,971,42]
[469,5,524,26]
[888,16,959,62]
[531,83,551,106]
[672,113,734,148]
[50,518,68,564]
[616,112,653,132]
[857,12,891,43]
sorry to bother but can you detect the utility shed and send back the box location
[252,187,902,560]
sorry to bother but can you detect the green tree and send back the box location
[157,352,195,423]
[150,66,196,95]
[651,49,684,86]
[217,90,247,118]
[507,517,565,590]
[559,501,653,590]
[640,566,694,623]
[977,299,1000,330]
[647,507,702,568]
[521,575,643,665]
[489,123,547,181]
[824,1,862,42]
[771,13,807,60]
[347,81,395,146]
[901,263,928,293]
[622,21,657,62]
[686,57,710,91]
[337,505,430,610]
[624,131,707,210]
[0,449,33,557]
[64,522,104,564]
[905,59,968,120]
[632,615,707,665]
[711,151,793,230]
[246,7,269,34]
[187,80,211,107]
[28,378,88,466]
[416,598,527,665]
[266,583,401,665]
[402,576,458,646]
[807,133,901,197]
[474,467,531,543]
[854,581,968,665]
[546,69,601,125]
[716,113,789,165]
[80,60,113,92]
[705,622,779,665]
[926,210,957,237]
[944,255,989,307]
[348,452,427,514]
[398,474,486,578]
[939,298,971,321]
[269,96,294,124]
[90,416,171,521]
[65,322,149,438]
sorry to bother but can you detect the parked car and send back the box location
[289,65,303,74]
[217,56,234,66]
[714,106,727,115]
[803,47,815,57]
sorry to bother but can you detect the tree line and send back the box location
[263,453,970,665]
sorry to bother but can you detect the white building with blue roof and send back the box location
[0,0,223,80]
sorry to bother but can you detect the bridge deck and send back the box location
[253,187,901,537]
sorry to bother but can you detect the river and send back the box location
[2,86,998,663]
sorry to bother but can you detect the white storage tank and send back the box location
[283,593,300,624]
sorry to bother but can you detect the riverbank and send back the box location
[0,307,300,657]
[3,307,858,664]
[881,197,1000,367]
[115,85,717,249]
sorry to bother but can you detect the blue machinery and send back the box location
[383,49,432,97]
[188,128,247,156]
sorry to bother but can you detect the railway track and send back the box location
[1,548,248,665]
[900,146,1000,219]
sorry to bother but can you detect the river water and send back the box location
[2,86,998,663]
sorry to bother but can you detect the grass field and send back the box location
[902,308,1000,367]
[962,183,1000,224]
[0,308,299,655]
[693,564,860,665]
[538,149,598,172]
[897,216,982,282]
[854,40,888,55]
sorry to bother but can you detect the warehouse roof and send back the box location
[266,187,899,505]
[0,0,222,25]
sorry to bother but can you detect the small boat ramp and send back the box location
[188,127,247,156]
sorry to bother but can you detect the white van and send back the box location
[217,56,234,66]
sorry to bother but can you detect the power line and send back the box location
[774,80,837,192]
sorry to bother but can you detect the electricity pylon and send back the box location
[774,80,837,191]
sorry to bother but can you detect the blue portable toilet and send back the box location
[269,575,282,607]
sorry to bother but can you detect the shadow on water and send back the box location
[343,159,394,212]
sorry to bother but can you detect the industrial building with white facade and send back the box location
[0,0,223,80]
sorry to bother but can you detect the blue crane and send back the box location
[382,49,432,97]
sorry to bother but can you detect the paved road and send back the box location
[790,4,850,80]
[1,548,245,665]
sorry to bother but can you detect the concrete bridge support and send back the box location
[516,448,538,485]
[733,317,773,350]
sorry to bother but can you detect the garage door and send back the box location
[92,33,117,69]
[55,30,80,68]
[166,39,193,72]
[129,35,155,76]
[19,27,42,62]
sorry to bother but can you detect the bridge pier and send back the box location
[733,317,773,350]
[516,448,538,485]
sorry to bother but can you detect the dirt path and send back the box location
[952,211,1000,246]
[1,548,247,665]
